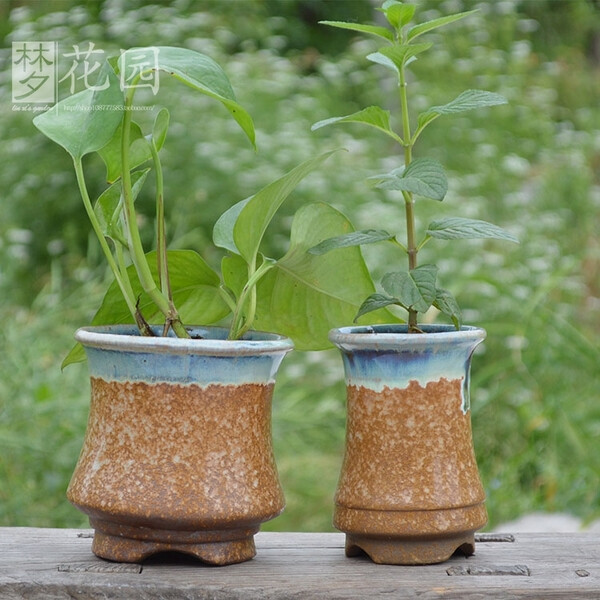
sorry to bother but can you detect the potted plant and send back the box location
[33,46,382,565]
[309,2,518,565]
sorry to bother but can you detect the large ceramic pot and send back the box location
[329,324,487,565]
[68,325,292,565]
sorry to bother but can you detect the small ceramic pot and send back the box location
[329,324,487,565]
[68,325,292,565]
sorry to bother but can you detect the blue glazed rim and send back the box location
[329,324,486,352]
[75,325,294,357]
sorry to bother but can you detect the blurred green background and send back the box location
[1,0,599,532]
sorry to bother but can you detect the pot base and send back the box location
[89,519,258,565]
[344,532,476,565]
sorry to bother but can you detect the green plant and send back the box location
[33,46,380,365]
[309,1,519,332]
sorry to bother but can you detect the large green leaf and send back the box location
[311,107,403,144]
[232,151,337,265]
[118,47,255,148]
[407,10,478,41]
[371,158,448,201]
[381,265,438,313]
[418,89,508,130]
[427,217,519,243]
[62,250,229,367]
[33,61,123,160]
[318,20,394,42]
[224,203,394,350]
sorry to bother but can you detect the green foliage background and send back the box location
[1,0,599,531]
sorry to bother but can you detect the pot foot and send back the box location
[92,530,256,565]
[345,532,476,565]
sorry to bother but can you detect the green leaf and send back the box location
[433,288,462,329]
[212,197,251,255]
[94,169,150,245]
[366,51,399,73]
[418,89,508,129]
[381,265,438,313]
[308,229,394,255]
[427,217,519,243]
[62,250,229,367]
[226,203,396,350]
[377,43,433,71]
[33,61,123,161]
[117,47,255,148]
[371,158,448,201]
[151,107,169,149]
[311,106,403,144]
[318,20,394,42]
[383,3,416,29]
[354,293,401,322]
[407,9,478,41]
[233,151,337,265]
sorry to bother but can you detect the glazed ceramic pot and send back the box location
[67,325,292,565]
[329,324,487,565]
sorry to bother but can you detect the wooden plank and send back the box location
[0,528,599,599]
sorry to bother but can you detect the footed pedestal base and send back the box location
[344,532,476,565]
[90,519,258,565]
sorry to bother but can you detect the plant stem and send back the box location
[73,158,138,323]
[120,89,189,338]
[399,61,419,332]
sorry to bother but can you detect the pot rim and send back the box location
[329,323,486,350]
[75,325,294,356]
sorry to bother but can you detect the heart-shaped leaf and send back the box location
[308,229,394,255]
[311,107,403,144]
[224,203,396,350]
[372,158,448,201]
[427,217,519,243]
[33,61,123,160]
[117,47,255,148]
[382,265,438,313]
[62,250,229,367]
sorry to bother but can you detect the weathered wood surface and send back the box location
[1,528,599,599]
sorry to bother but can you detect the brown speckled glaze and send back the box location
[333,378,487,565]
[67,379,284,565]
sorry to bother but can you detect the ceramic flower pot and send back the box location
[329,324,487,565]
[67,325,292,565]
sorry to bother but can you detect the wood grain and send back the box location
[1,528,599,599]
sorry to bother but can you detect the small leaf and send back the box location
[118,47,256,148]
[382,265,438,313]
[354,293,401,322]
[377,43,433,71]
[318,20,394,42]
[433,288,462,329]
[233,151,338,264]
[418,89,508,129]
[371,157,448,201]
[311,106,403,144]
[212,196,251,255]
[407,9,478,41]
[151,107,169,149]
[427,217,519,243]
[366,51,399,73]
[94,169,150,245]
[384,3,416,29]
[308,229,394,255]
[33,61,123,161]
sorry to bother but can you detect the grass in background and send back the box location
[1,0,599,531]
